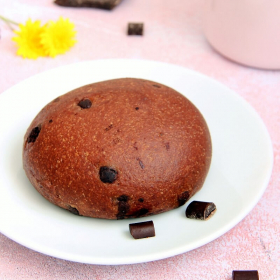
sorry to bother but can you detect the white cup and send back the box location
[202,0,280,69]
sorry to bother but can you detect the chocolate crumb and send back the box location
[136,158,144,169]
[153,84,161,88]
[99,166,118,183]
[27,126,41,143]
[128,23,144,35]
[49,119,53,123]
[105,124,113,131]
[135,107,139,110]
[138,198,144,203]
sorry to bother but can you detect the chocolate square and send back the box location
[127,23,144,35]
[232,270,259,280]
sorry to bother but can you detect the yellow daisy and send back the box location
[41,17,77,58]
[12,19,47,59]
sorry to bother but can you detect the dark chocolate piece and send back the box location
[185,201,216,220]
[130,208,149,218]
[68,205,80,215]
[27,126,41,143]
[117,195,128,202]
[129,221,155,239]
[117,194,130,220]
[232,270,259,280]
[127,23,144,35]
[177,191,190,206]
[54,0,122,10]
[78,98,92,109]
[117,200,129,220]
[99,166,118,183]
[116,196,129,219]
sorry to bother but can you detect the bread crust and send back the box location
[23,78,212,219]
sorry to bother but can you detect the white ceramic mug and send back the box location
[202,0,280,69]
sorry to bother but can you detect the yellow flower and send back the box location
[41,17,77,58]
[12,19,47,59]
[10,16,77,59]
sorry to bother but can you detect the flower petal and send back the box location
[12,19,47,59]
[41,17,77,58]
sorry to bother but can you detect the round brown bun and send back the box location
[23,78,212,219]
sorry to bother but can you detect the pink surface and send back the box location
[0,0,279,279]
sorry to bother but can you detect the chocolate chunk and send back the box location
[54,0,122,10]
[137,208,149,216]
[27,126,41,143]
[117,195,128,202]
[130,208,149,218]
[129,221,155,239]
[116,195,129,219]
[185,201,216,220]
[68,205,80,215]
[78,98,92,109]
[117,201,129,217]
[99,166,118,183]
[232,270,259,280]
[127,23,144,35]
[177,191,190,206]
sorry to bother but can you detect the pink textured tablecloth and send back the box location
[0,1,279,279]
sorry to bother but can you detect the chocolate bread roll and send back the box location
[23,78,212,219]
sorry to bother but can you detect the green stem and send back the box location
[0,15,19,26]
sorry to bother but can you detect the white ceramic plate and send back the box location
[0,59,273,265]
